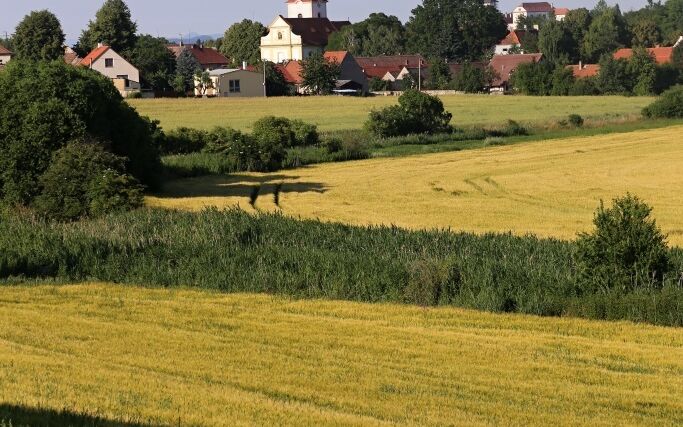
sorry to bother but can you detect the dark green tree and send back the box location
[255,61,288,96]
[452,63,490,93]
[510,61,554,95]
[426,58,452,89]
[519,31,540,53]
[629,18,662,47]
[13,10,65,61]
[596,56,631,94]
[405,0,507,61]
[563,8,592,61]
[301,52,340,95]
[538,20,575,65]
[674,43,683,69]
[664,0,683,43]
[628,48,657,95]
[327,13,406,56]
[75,0,138,56]
[128,35,176,91]
[582,5,629,62]
[175,49,201,93]
[219,19,266,67]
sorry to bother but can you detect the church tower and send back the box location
[287,0,328,19]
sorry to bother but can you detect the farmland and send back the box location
[1,283,681,426]
[149,125,683,246]
[128,95,654,132]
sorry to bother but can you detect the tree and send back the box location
[426,58,452,89]
[13,10,65,61]
[405,0,507,61]
[327,13,406,56]
[365,90,452,137]
[219,19,266,67]
[673,43,683,69]
[452,63,491,93]
[596,56,631,94]
[538,20,576,65]
[128,35,176,91]
[194,71,214,96]
[510,61,554,95]
[255,61,288,96]
[0,60,161,207]
[664,0,683,43]
[628,48,657,95]
[300,52,340,95]
[175,49,201,94]
[75,0,138,56]
[582,5,628,62]
[519,31,540,54]
[563,8,592,61]
[630,18,662,47]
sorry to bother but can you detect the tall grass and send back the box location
[1,208,681,325]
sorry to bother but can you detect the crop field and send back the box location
[128,95,653,132]
[149,125,683,246]
[1,283,681,426]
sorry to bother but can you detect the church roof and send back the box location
[282,17,350,46]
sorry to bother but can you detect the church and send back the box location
[260,0,350,63]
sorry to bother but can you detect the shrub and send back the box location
[204,127,247,154]
[33,141,143,221]
[161,127,210,154]
[569,77,600,95]
[568,114,584,127]
[369,77,391,91]
[290,120,320,147]
[642,85,683,118]
[252,116,296,148]
[324,137,343,153]
[503,120,528,136]
[0,60,161,208]
[365,90,452,138]
[576,194,671,293]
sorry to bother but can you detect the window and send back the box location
[298,13,303,18]
[229,80,241,93]
[277,32,283,40]
[105,58,114,68]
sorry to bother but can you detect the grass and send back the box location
[0,283,681,426]
[149,125,683,246]
[128,95,654,132]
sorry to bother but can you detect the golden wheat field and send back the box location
[0,283,681,426]
[128,95,653,132]
[149,125,683,246]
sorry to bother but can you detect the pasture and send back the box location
[1,283,681,426]
[149,125,683,246]
[128,95,653,132]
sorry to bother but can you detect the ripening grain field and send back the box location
[128,95,653,132]
[1,284,681,426]
[149,125,683,246]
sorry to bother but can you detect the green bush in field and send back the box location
[34,141,143,221]
[642,85,683,118]
[161,127,210,154]
[290,120,320,147]
[366,90,453,138]
[568,114,584,127]
[576,194,671,293]
[0,60,161,208]
[251,116,320,148]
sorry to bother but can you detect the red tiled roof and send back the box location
[498,30,536,46]
[277,61,304,84]
[64,47,82,66]
[282,17,350,47]
[567,63,600,78]
[489,53,543,86]
[449,61,487,76]
[520,2,554,12]
[80,45,110,66]
[324,51,348,64]
[0,44,12,55]
[554,7,570,15]
[167,44,230,67]
[613,47,674,65]
[356,55,426,79]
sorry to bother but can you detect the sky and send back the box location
[0,0,650,43]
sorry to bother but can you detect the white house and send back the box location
[0,44,12,68]
[261,0,350,63]
[195,68,265,98]
[81,44,140,97]
[511,2,569,29]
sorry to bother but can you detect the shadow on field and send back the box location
[161,174,328,199]
[0,403,158,427]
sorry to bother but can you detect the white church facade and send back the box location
[261,0,350,63]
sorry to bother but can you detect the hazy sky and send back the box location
[0,0,649,42]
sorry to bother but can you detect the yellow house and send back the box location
[261,0,350,63]
[195,69,265,98]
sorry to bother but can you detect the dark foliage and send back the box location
[366,90,453,137]
[12,10,65,61]
[642,85,683,118]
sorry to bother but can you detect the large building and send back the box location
[261,0,350,63]
[511,2,569,29]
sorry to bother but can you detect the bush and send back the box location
[33,141,143,221]
[0,60,161,208]
[568,114,584,127]
[161,127,210,154]
[576,194,671,293]
[252,116,320,148]
[324,137,343,154]
[290,120,320,147]
[569,77,600,95]
[642,85,683,118]
[365,90,452,138]
[369,77,391,92]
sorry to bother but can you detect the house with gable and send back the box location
[0,44,13,69]
[167,43,230,71]
[80,43,141,97]
[276,50,368,94]
[511,3,570,29]
[261,0,350,63]
[489,53,544,92]
[495,30,537,55]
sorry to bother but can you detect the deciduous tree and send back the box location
[13,10,65,61]
[75,0,138,56]
[220,20,266,67]
[301,52,340,95]
[128,35,176,91]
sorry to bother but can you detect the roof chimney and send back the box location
[97,42,104,48]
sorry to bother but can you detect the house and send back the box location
[168,43,230,70]
[567,62,600,78]
[511,3,568,29]
[64,47,82,66]
[80,44,141,97]
[613,47,675,65]
[0,44,12,69]
[489,53,543,92]
[324,51,368,93]
[195,68,264,97]
[495,30,537,55]
[275,50,367,94]
[261,0,350,63]
[355,55,426,81]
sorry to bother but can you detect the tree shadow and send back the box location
[0,403,157,427]
[160,174,328,199]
